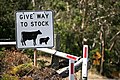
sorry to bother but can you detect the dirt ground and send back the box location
[62,70,108,80]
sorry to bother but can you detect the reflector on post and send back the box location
[84,47,87,58]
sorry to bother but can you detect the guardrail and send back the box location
[0,41,16,45]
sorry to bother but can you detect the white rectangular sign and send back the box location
[16,10,54,48]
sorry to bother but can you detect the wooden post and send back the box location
[32,0,37,67]
[34,48,37,66]
[100,26,105,74]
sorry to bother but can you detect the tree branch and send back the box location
[110,31,120,41]
[109,31,120,51]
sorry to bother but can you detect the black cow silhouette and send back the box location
[39,37,50,44]
[21,30,42,46]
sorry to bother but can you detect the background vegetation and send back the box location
[0,0,120,79]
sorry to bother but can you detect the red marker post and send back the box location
[82,45,88,80]
[69,60,74,80]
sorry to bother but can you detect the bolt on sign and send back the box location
[15,11,54,48]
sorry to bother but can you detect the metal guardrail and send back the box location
[0,39,16,45]
[0,41,16,45]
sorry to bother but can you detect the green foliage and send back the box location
[1,63,32,80]
[1,74,18,80]
[23,49,34,58]
[0,0,33,39]
[12,63,32,77]
[23,49,46,59]
[0,51,5,59]
[0,51,6,73]
[38,60,47,68]
[103,49,119,78]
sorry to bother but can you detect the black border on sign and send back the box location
[15,10,54,49]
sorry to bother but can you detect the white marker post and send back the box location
[69,60,75,80]
[82,45,88,80]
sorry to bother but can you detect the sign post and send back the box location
[16,11,54,48]
[34,48,37,66]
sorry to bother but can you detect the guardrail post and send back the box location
[69,59,74,80]
[82,45,88,80]
[51,34,60,69]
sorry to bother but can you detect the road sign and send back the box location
[16,10,54,48]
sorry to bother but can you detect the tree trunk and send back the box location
[81,0,88,30]
[100,26,105,75]
[32,0,35,9]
